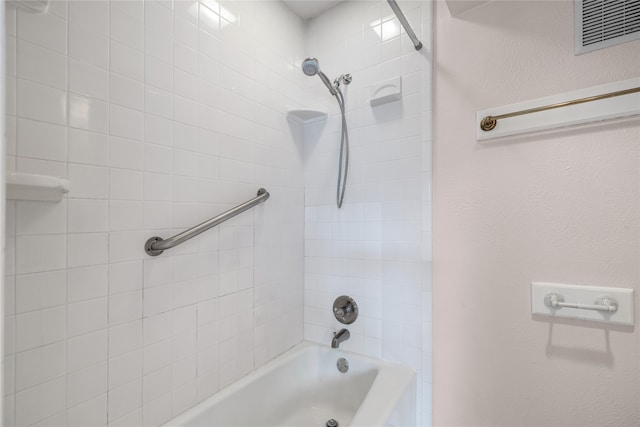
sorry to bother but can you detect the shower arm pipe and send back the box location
[144,188,270,256]
[386,0,422,50]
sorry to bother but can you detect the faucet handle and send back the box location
[333,305,351,317]
[333,296,358,325]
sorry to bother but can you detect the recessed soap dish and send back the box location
[370,77,402,107]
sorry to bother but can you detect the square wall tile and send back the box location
[69,24,109,69]
[66,394,107,427]
[110,169,143,201]
[16,200,67,236]
[67,265,109,304]
[68,199,109,233]
[68,94,109,134]
[15,377,66,426]
[67,330,109,372]
[108,379,142,421]
[15,269,66,314]
[17,79,67,125]
[15,341,66,391]
[110,73,144,111]
[68,164,109,199]
[15,306,66,352]
[66,362,108,407]
[68,128,109,167]
[67,233,108,268]
[15,235,66,274]
[110,41,144,81]
[111,3,144,51]
[17,118,67,162]
[17,40,67,90]
[69,59,109,100]
[109,349,143,390]
[67,297,108,338]
[68,0,109,38]
[17,10,67,54]
[109,261,143,295]
[110,105,145,141]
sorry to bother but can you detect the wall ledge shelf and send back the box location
[286,108,328,125]
[7,172,71,202]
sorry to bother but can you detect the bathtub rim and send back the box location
[163,340,416,427]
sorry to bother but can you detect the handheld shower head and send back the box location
[300,57,352,209]
[302,57,319,76]
[301,57,336,95]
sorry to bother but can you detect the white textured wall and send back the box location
[303,1,433,425]
[3,1,306,425]
[434,1,640,426]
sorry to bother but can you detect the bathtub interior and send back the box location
[182,345,379,426]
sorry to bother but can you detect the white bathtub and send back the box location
[164,341,416,427]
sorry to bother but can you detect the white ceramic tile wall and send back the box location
[302,1,433,425]
[3,1,306,425]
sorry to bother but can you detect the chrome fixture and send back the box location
[544,292,619,313]
[336,357,349,373]
[333,295,358,324]
[326,419,339,427]
[302,58,336,95]
[301,58,351,208]
[331,328,350,349]
[145,188,269,256]
[386,0,422,50]
[334,73,352,89]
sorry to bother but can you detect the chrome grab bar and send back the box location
[386,0,422,51]
[544,292,618,313]
[145,188,270,256]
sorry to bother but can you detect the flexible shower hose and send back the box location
[335,87,349,208]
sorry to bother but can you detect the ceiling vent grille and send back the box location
[575,0,640,54]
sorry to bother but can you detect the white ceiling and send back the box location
[281,0,345,20]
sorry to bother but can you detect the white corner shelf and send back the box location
[286,109,328,125]
[6,172,71,202]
